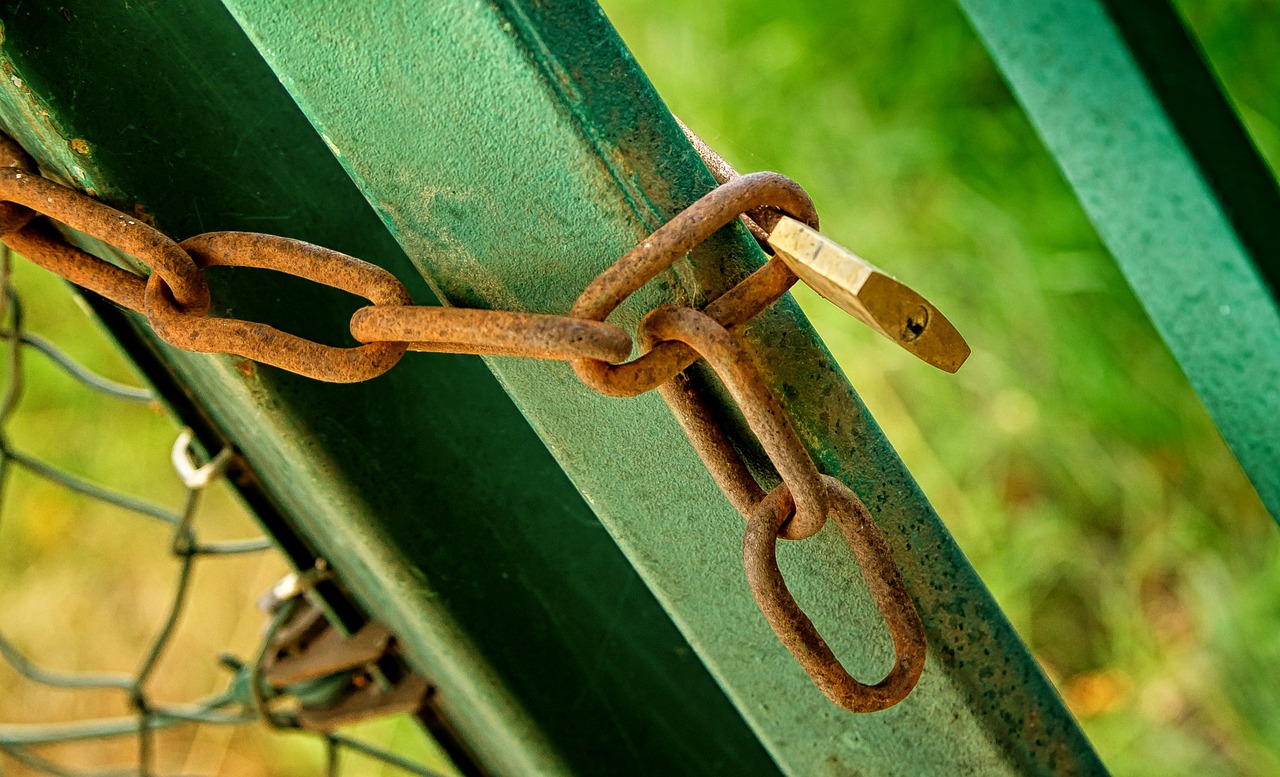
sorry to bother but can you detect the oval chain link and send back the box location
[145,232,413,383]
[639,305,827,540]
[0,134,925,712]
[569,172,817,398]
[744,476,926,712]
[350,306,633,363]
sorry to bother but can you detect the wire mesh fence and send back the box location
[0,244,449,776]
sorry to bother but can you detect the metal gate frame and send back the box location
[2,0,1263,774]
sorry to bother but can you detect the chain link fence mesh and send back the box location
[0,245,450,776]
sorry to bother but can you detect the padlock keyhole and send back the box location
[902,305,929,342]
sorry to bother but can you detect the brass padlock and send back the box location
[768,217,970,373]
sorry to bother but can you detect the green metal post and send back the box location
[214,0,1105,773]
[0,3,774,774]
[954,0,1280,520]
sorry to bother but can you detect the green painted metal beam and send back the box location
[954,0,1280,521]
[0,3,778,775]
[218,0,1106,773]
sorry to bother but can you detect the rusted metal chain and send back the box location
[568,172,816,398]
[0,130,926,714]
[744,476,926,712]
[571,172,816,323]
[351,306,634,363]
[5,221,146,311]
[639,305,827,540]
[0,169,209,311]
[0,135,38,235]
[675,116,779,245]
[146,232,412,383]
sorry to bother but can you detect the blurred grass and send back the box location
[0,1,1276,775]
[596,0,1278,775]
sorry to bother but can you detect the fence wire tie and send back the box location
[0,125,975,713]
[170,429,233,490]
[258,562,332,615]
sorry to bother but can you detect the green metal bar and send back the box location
[217,1,1105,773]
[954,0,1280,520]
[0,3,775,775]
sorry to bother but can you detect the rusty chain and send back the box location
[0,130,925,714]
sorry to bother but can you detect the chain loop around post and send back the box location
[569,172,817,398]
[743,475,926,712]
[0,125,927,713]
[145,232,412,383]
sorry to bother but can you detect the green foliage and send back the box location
[598,0,1277,774]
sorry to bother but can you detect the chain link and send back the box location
[147,231,414,382]
[0,130,926,713]
[745,475,927,712]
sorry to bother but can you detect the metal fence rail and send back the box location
[0,244,444,776]
[955,0,1280,520]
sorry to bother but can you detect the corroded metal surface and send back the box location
[351,307,634,363]
[260,596,430,733]
[0,4,788,771]
[0,169,208,310]
[568,172,814,397]
[147,232,413,382]
[677,117,775,244]
[171,0,1110,771]
[639,305,826,539]
[0,0,1113,771]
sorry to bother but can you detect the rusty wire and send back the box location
[0,128,926,714]
[0,249,448,774]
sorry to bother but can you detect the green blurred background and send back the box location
[0,0,1276,775]
[600,0,1279,774]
